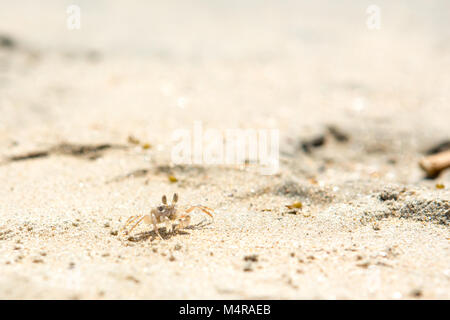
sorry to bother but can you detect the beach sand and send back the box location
[0,1,449,299]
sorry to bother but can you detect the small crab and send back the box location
[121,193,213,239]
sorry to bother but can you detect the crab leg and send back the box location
[186,206,214,218]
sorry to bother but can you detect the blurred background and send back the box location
[1,0,449,150]
[0,0,449,300]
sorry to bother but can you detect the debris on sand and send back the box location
[410,288,423,298]
[425,140,450,155]
[127,135,152,149]
[299,124,349,153]
[285,201,304,215]
[52,143,124,159]
[378,190,399,202]
[300,134,325,153]
[327,125,349,142]
[243,262,253,272]
[7,151,49,162]
[127,135,140,145]
[4,142,127,163]
[243,254,259,271]
[419,150,450,179]
[125,275,140,284]
[356,261,370,269]
[286,202,303,209]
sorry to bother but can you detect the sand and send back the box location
[0,1,449,299]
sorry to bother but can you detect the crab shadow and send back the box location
[126,220,212,242]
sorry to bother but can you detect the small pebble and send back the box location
[127,135,140,145]
[357,261,370,269]
[410,288,423,298]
